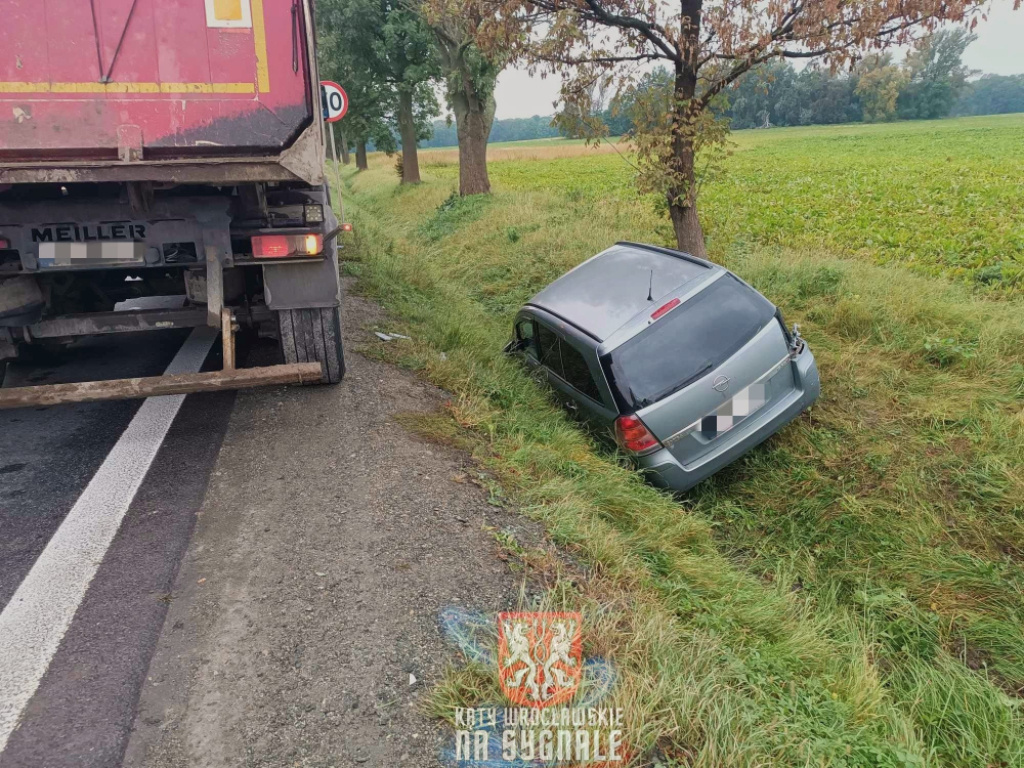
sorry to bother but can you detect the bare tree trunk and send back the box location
[452,90,494,196]
[432,26,500,196]
[355,141,368,171]
[339,127,351,165]
[668,195,707,258]
[397,90,421,184]
[667,142,707,259]
[667,27,709,260]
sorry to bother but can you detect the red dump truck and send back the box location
[0,0,344,406]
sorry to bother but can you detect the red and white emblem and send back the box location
[498,612,583,708]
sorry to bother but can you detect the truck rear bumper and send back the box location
[20,305,272,341]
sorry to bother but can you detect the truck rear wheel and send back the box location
[276,307,345,385]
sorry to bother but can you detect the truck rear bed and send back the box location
[0,0,320,184]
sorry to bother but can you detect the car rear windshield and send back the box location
[603,275,775,409]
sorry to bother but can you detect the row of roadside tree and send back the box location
[315,0,1018,257]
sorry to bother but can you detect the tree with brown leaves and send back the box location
[424,0,505,195]
[484,0,1014,258]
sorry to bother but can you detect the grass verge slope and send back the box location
[335,128,1024,767]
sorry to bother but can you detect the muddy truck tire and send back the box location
[277,307,345,385]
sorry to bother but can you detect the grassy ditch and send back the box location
[333,120,1024,766]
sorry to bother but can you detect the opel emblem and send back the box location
[713,375,731,394]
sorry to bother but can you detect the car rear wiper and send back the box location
[656,362,714,402]
[627,385,649,409]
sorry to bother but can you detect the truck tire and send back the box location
[276,307,345,385]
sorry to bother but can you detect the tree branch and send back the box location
[536,52,668,65]
[531,0,680,61]
[699,52,774,107]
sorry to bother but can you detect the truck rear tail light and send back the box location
[614,414,661,453]
[251,234,323,259]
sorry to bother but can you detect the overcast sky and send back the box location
[492,4,1024,119]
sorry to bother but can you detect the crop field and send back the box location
[342,115,1024,767]
[416,137,624,167]
[412,114,1024,288]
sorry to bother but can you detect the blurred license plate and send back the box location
[700,382,769,438]
[38,242,145,268]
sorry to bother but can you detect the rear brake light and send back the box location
[614,414,661,453]
[251,234,323,259]
[651,298,680,321]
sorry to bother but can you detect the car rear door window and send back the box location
[605,275,774,408]
[559,342,602,402]
[516,319,537,358]
[537,324,563,377]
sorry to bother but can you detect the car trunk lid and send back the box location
[638,322,794,466]
[603,273,796,466]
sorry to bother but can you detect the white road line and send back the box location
[0,327,217,752]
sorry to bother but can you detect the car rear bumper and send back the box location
[637,344,820,492]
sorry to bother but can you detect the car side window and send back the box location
[536,324,563,377]
[559,342,602,402]
[515,319,537,358]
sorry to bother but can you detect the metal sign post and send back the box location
[320,80,350,225]
[329,122,344,224]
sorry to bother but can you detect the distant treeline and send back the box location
[955,74,1024,117]
[575,30,1024,134]
[419,114,562,147]
[405,29,1024,148]
[707,30,1024,130]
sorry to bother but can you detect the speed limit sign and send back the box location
[321,81,348,123]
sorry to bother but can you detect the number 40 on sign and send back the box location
[321,81,348,123]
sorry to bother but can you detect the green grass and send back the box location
[425,114,1024,289]
[486,136,591,148]
[334,116,1024,767]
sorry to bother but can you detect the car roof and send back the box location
[526,242,716,342]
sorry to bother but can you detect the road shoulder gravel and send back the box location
[124,280,541,768]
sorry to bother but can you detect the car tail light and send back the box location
[614,414,661,453]
[651,297,680,321]
[251,234,323,259]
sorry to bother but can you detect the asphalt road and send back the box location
[0,284,533,768]
[0,320,238,768]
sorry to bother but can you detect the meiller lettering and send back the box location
[30,224,147,243]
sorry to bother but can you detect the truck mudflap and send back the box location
[0,307,322,411]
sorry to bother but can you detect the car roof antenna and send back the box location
[647,269,654,301]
